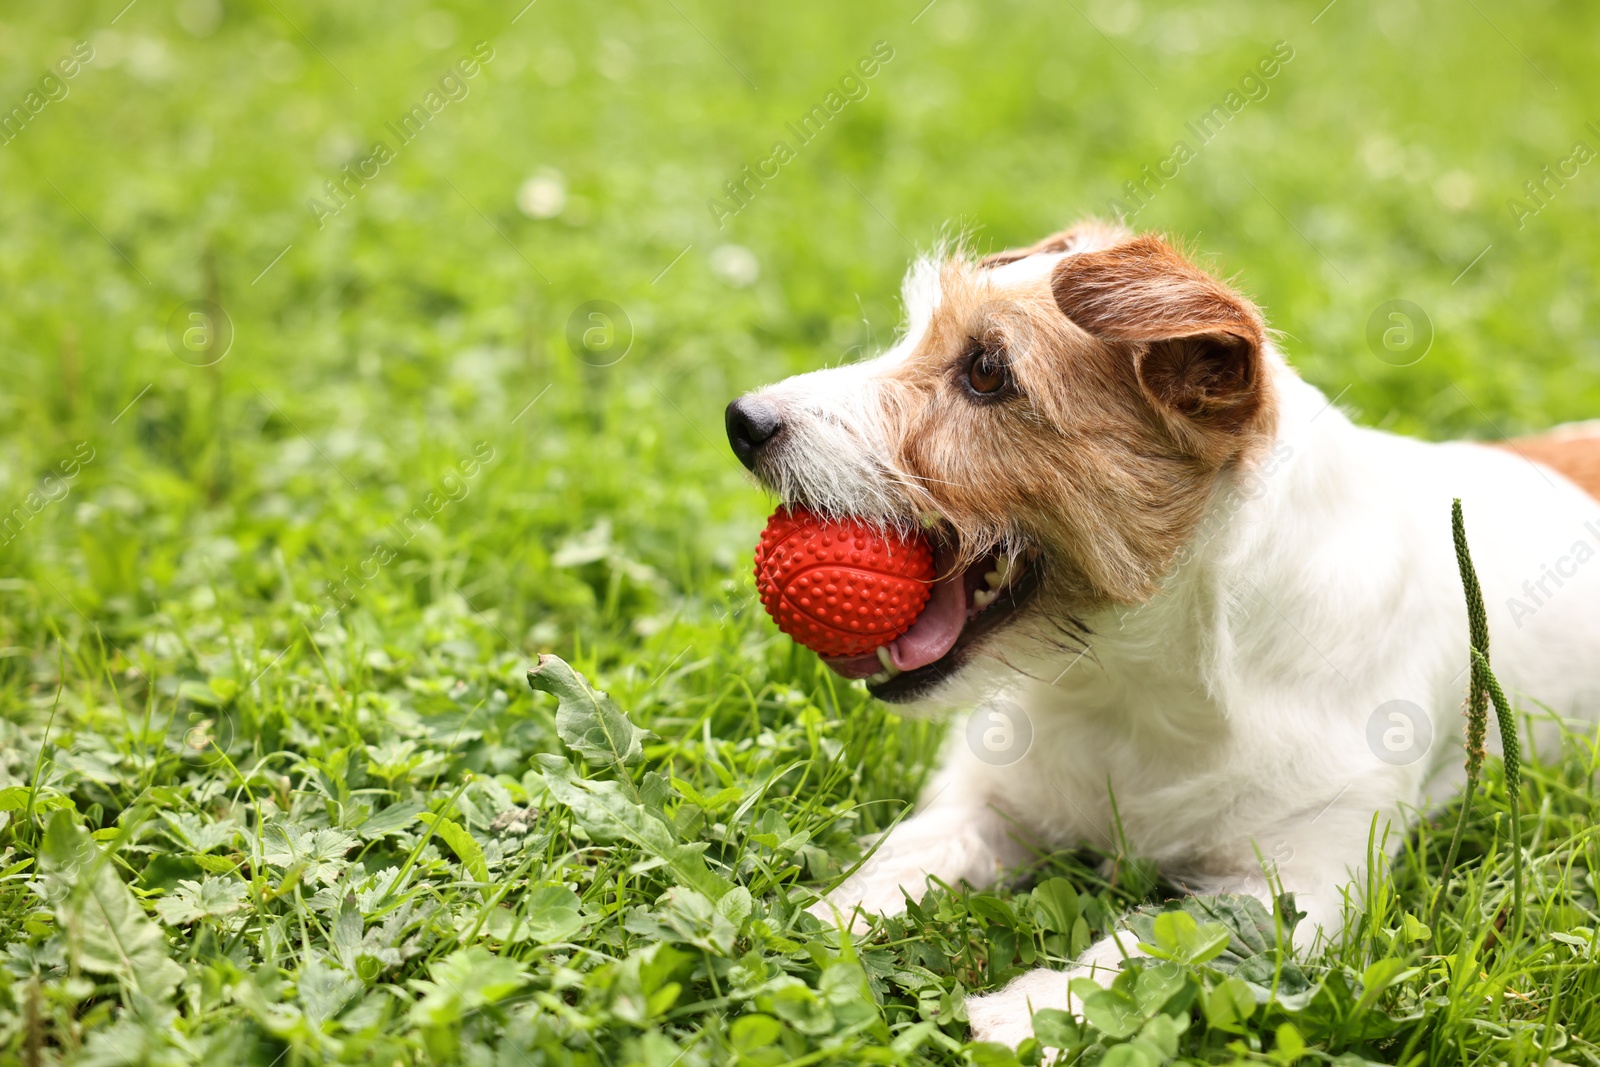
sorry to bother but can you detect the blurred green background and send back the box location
[1,0,1598,1060]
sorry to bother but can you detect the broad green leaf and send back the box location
[969,894,1017,928]
[1273,1021,1306,1062]
[1138,1012,1189,1058]
[1138,910,1230,964]
[536,755,731,901]
[528,654,645,768]
[1082,987,1145,1039]
[964,1041,1025,1066]
[730,1013,782,1051]
[603,943,690,1026]
[260,821,358,886]
[1030,877,1079,934]
[417,813,489,884]
[520,884,584,943]
[1100,1044,1160,1067]
[40,811,185,1000]
[299,958,362,1028]
[436,945,528,1002]
[358,800,424,840]
[637,939,690,996]
[1030,1008,1084,1049]
[1400,913,1431,942]
[1071,914,1093,956]
[332,895,365,971]
[763,979,834,1036]
[624,888,738,954]
[1133,960,1190,1013]
[158,811,241,853]
[672,777,742,811]
[1203,976,1257,1030]
[819,959,877,1026]
[409,946,529,1027]
[1234,951,1315,1004]
[152,877,248,925]
[1127,893,1301,972]
[1069,976,1107,1006]
[715,884,753,927]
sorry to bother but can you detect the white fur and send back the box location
[770,264,1600,1048]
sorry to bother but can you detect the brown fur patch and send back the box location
[872,232,1277,607]
[1051,236,1274,463]
[1499,428,1600,501]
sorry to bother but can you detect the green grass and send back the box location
[2,0,1600,1063]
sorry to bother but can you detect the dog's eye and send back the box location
[967,353,1009,396]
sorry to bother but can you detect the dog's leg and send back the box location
[965,925,1139,1050]
[966,804,1375,1049]
[807,786,1031,933]
[967,885,1355,1047]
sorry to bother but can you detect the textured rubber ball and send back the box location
[753,505,936,657]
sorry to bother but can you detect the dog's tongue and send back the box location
[888,568,967,672]
[819,566,969,679]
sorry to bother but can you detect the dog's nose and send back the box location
[725,397,783,471]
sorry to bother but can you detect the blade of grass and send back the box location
[1433,499,1491,943]
[1474,647,1523,936]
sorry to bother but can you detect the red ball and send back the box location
[753,506,936,658]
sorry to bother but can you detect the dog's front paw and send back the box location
[965,968,1074,1049]
[966,962,1124,1050]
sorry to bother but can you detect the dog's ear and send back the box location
[1050,235,1272,459]
[979,218,1131,269]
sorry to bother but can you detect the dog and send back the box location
[723,219,1600,1049]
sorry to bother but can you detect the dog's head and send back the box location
[727,221,1280,704]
